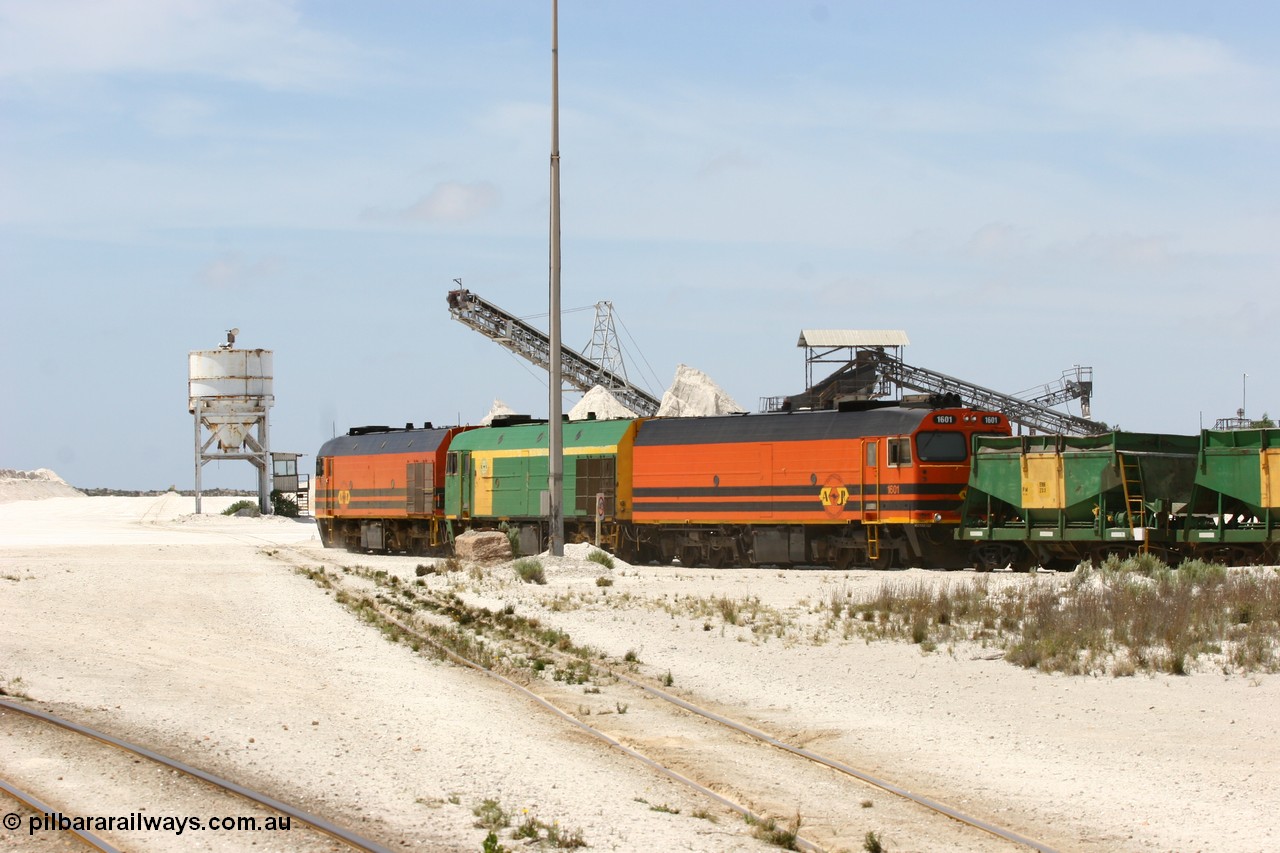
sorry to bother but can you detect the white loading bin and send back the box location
[189,347,275,514]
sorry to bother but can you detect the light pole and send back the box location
[547,0,565,557]
[1243,373,1248,422]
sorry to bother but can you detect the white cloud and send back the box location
[0,0,368,91]
[1057,232,1176,269]
[963,223,1029,260]
[1046,30,1280,131]
[199,253,280,289]
[395,181,502,223]
[1064,31,1243,83]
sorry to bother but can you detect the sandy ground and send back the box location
[1,494,1277,852]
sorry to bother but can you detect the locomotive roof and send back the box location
[317,426,454,457]
[635,407,946,446]
[448,417,638,451]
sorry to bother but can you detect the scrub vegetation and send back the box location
[845,557,1280,675]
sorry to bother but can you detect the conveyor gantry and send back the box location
[871,351,1106,436]
[446,287,661,416]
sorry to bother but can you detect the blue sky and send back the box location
[2,1,1276,490]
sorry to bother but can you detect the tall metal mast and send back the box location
[547,0,565,556]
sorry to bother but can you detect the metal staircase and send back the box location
[1015,367,1094,419]
[446,286,661,416]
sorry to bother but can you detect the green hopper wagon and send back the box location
[1180,427,1280,564]
[959,432,1199,570]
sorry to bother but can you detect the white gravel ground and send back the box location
[2,494,1277,852]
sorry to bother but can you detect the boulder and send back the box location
[455,530,512,563]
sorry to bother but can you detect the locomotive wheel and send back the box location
[868,549,894,570]
[707,547,728,569]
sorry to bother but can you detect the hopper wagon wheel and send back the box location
[1213,546,1253,567]
[1010,552,1037,572]
[969,544,998,572]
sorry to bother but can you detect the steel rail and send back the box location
[0,698,396,853]
[0,776,122,852]
[618,678,1058,853]
[278,545,1059,851]
[366,603,824,853]
[492,609,1060,853]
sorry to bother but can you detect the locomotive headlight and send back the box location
[933,513,943,522]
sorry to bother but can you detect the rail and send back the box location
[0,698,396,853]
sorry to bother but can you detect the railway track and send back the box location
[276,545,1062,853]
[0,698,395,853]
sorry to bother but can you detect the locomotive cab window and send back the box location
[865,441,878,467]
[916,431,967,462]
[887,438,912,467]
[446,452,458,476]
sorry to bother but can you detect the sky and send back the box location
[2,0,1277,490]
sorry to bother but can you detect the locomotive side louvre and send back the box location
[628,407,1009,569]
[443,418,640,553]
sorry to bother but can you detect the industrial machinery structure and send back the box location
[188,329,274,513]
[447,286,1101,436]
[763,331,1102,437]
[447,286,660,416]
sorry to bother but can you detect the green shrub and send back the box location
[222,499,258,516]
[587,549,614,569]
[513,558,546,585]
[502,523,522,557]
[472,799,509,831]
[270,489,300,517]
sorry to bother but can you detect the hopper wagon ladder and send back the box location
[446,286,661,417]
[1117,453,1148,551]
